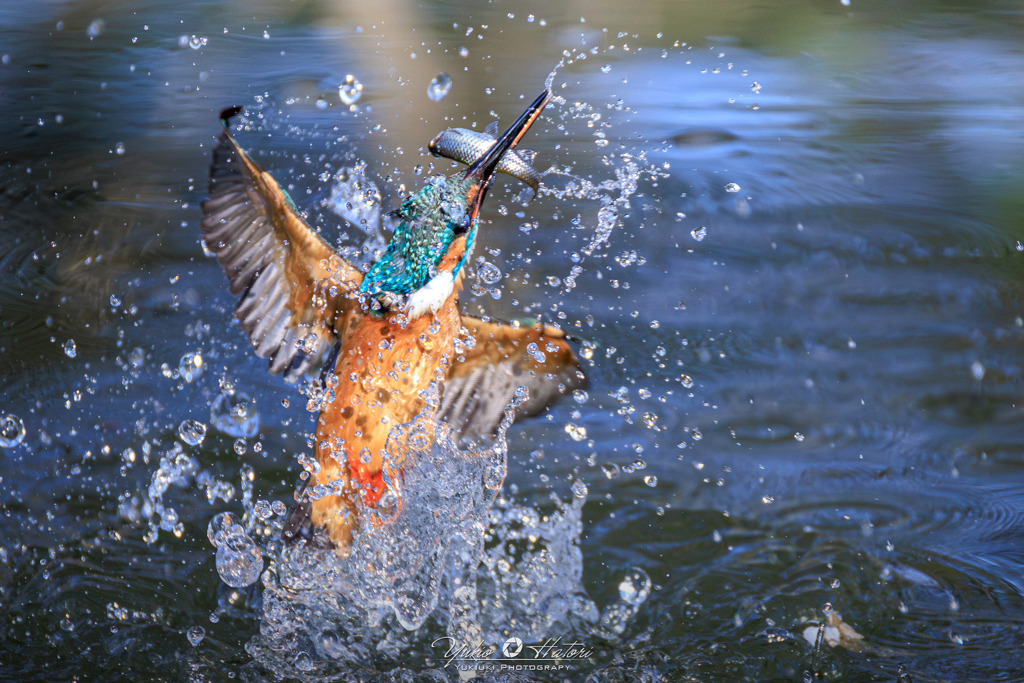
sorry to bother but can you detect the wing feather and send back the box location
[200,108,364,381]
[441,316,585,443]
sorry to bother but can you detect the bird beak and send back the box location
[463,89,551,215]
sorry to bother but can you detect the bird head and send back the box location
[360,89,551,319]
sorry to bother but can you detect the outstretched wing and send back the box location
[200,107,363,381]
[440,316,585,443]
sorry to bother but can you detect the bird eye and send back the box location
[452,217,472,235]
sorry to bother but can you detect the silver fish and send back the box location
[429,120,543,194]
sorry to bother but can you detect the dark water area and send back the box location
[3,1,1024,681]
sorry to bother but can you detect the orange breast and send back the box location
[309,295,462,547]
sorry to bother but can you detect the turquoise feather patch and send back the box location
[360,176,477,300]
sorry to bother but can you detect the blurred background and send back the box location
[2,0,1024,680]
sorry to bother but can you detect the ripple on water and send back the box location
[767,478,1024,547]
[866,548,1024,681]
[613,502,1024,682]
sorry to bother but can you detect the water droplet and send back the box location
[794,432,805,442]
[477,260,501,285]
[188,34,208,50]
[0,414,27,448]
[615,249,645,267]
[725,182,741,193]
[572,389,589,404]
[294,651,315,672]
[618,567,651,605]
[571,479,589,498]
[179,351,204,383]
[600,64,612,74]
[318,630,345,659]
[210,391,260,438]
[680,374,694,389]
[186,625,206,646]
[643,475,658,487]
[207,511,233,545]
[63,339,77,358]
[87,19,106,39]
[115,142,126,155]
[690,226,707,241]
[125,346,144,368]
[253,500,273,520]
[338,74,363,105]
[178,419,207,446]
[208,512,264,587]
[458,46,469,57]
[564,423,587,441]
[971,361,985,381]
[216,539,263,587]
[427,72,453,101]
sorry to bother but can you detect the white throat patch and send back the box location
[404,271,455,320]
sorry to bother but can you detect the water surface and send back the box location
[2,0,1024,680]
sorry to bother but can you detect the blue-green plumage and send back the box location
[360,176,478,301]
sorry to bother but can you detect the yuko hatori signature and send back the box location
[432,636,595,668]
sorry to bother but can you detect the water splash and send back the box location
[243,388,634,676]
[594,567,651,639]
[133,75,652,672]
[139,441,243,543]
[143,443,199,542]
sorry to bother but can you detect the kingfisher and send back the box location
[200,90,583,549]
